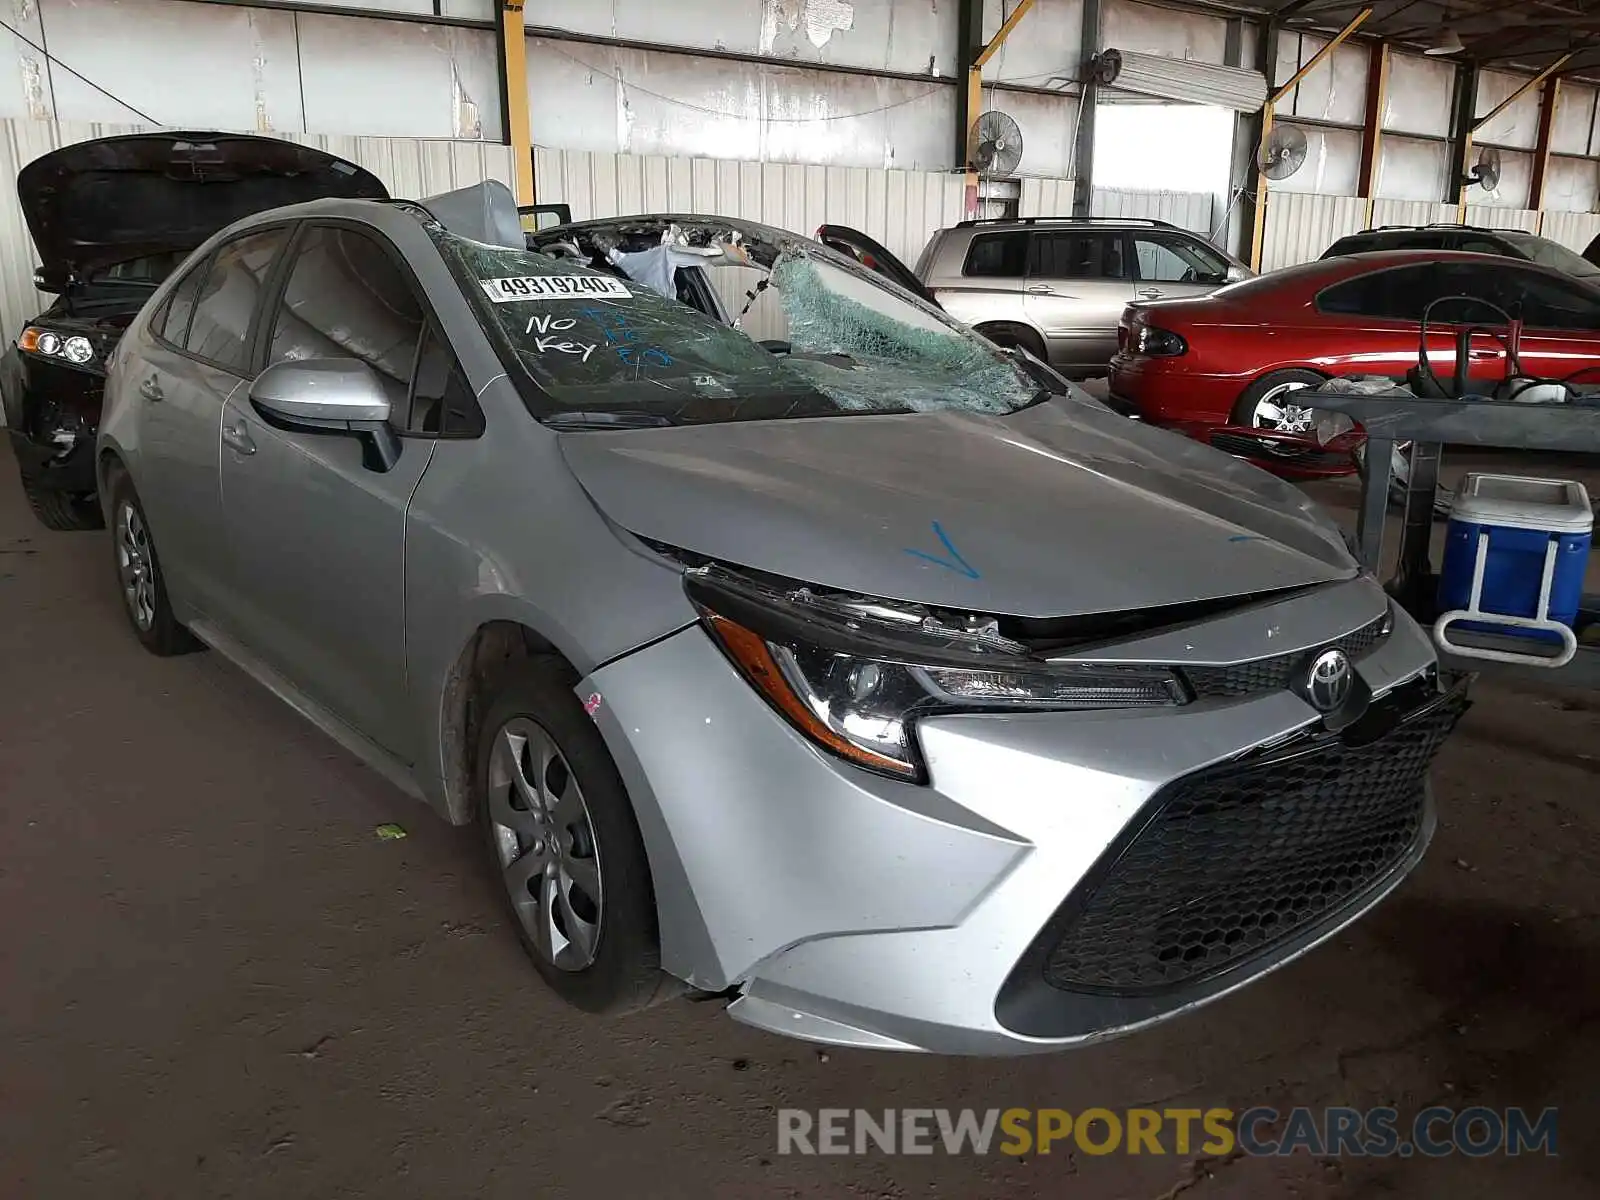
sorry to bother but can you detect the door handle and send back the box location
[1138,288,1165,299]
[1468,349,1502,359]
[221,421,257,456]
[138,376,163,402]
[1026,284,1056,295]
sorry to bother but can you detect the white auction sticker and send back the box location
[480,275,631,302]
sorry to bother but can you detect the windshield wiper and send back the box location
[543,410,678,430]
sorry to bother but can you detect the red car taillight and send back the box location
[1135,325,1188,357]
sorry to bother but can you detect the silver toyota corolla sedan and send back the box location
[95,183,1467,1055]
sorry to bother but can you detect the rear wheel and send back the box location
[1231,369,1328,455]
[21,477,103,531]
[107,467,200,656]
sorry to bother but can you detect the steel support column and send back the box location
[1530,76,1561,214]
[1072,0,1103,216]
[958,0,1038,217]
[1358,41,1389,225]
[1447,61,1479,213]
[495,0,535,204]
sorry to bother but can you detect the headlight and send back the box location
[1135,325,1187,356]
[688,567,1188,781]
[18,326,97,367]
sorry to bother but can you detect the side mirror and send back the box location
[1225,264,1252,283]
[248,358,401,472]
[33,264,70,294]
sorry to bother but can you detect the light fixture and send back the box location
[1425,28,1464,56]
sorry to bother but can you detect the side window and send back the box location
[152,256,209,344]
[1459,236,1511,257]
[1504,269,1600,330]
[410,324,484,437]
[267,226,425,417]
[184,229,288,372]
[1029,232,1128,280]
[1316,263,1507,323]
[963,232,1029,278]
[1133,234,1229,284]
[1324,235,1376,258]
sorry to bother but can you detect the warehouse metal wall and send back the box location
[1258,193,1365,272]
[0,118,513,342]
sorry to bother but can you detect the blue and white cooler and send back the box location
[1436,473,1593,668]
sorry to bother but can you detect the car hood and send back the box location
[559,394,1358,618]
[17,133,388,278]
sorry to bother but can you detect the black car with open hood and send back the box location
[2,132,387,530]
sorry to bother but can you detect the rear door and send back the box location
[216,222,467,757]
[1129,231,1233,302]
[136,226,291,616]
[1024,229,1133,369]
[814,224,942,307]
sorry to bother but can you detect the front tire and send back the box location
[21,476,103,531]
[475,659,674,1015]
[107,468,200,656]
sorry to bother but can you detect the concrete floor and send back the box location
[2,437,1598,1200]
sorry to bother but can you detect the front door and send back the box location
[217,223,440,757]
[1023,229,1133,369]
[1130,231,1234,303]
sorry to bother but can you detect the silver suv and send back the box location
[915,218,1251,375]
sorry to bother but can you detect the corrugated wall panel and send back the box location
[1370,198,1457,227]
[1540,210,1600,252]
[1092,187,1215,234]
[1259,192,1366,271]
[1461,205,1540,233]
[1019,177,1075,217]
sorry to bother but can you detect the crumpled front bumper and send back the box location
[581,577,1456,1055]
[2,346,100,494]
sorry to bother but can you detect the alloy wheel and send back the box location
[115,500,156,631]
[487,717,604,972]
[1250,380,1321,456]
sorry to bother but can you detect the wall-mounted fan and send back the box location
[970,110,1025,177]
[1258,124,1308,181]
[1464,146,1502,192]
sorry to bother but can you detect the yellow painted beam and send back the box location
[1253,7,1372,271]
[1270,7,1371,105]
[1473,53,1570,133]
[974,0,1038,70]
[501,0,535,204]
[1250,101,1275,272]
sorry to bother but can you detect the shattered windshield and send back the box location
[434,223,1041,427]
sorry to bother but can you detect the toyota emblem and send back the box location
[1305,648,1354,713]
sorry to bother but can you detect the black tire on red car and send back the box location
[1231,369,1329,449]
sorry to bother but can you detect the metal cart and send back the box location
[1299,390,1600,691]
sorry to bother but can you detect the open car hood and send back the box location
[17,132,389,278]
[561,394,1358,619]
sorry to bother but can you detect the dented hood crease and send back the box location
[559,396,1358,617]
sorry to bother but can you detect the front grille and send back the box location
[1183,614,1390,699]
[1040,686,1466,995]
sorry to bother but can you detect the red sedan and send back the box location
[1108,249,1600,476]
